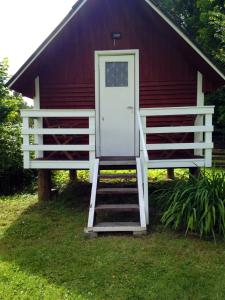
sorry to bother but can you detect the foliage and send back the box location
[0,59,9,99]
[206,86,225,129]
[159,0,225,67]
[0,124,22,170]
[0,193,225,299]
[0,59,34,195]
[0,58,27,125]
[156,172,225,240]
[157,0,225,130]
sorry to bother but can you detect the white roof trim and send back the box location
[145,0,225,81]
[8,0,87,88]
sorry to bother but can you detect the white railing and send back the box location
[21,109,96,174]
[137,112,149,224]
[137,106,214,168]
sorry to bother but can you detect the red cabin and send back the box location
[7,0,225,235]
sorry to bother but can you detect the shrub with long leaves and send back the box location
[157,172,225,240]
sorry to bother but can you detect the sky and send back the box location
[0,0,77,75]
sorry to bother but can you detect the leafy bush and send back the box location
[0,123,36,195]
[156,172,225,240]
[0,58,36,195]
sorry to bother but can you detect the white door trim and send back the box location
[95,49,140,157]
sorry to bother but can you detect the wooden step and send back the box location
[100,157,136,166]
[92,222,144,232]
[100,160,136,166]
[101,156,136,161]
[97,188,138,195]
[99,173,136,179]
[95,204,139,212]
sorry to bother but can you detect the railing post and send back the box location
[23,117,30,169]
[34,118,43,159]
[87,159,99,229]
[89,116,96,183]
[136,158,147,228]
[195,72,204,156]
[34,76,43,159]
[205,114,213,167]
[140,115,149,225]
[194,115,204,156]
[141,116,147,151]
[143,161,149,225]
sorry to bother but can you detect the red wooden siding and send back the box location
[41,83,95,109]
[39,0,197,110]
[140,81,196,108]
[36,0,199,160]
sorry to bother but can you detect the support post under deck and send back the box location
[167,168,175,180]
[189,167,201,178]
[69,170,78,183]
[38,170,51,201]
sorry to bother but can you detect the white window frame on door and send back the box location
[95,49,140,157]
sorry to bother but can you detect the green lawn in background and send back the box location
[0,171,225,300]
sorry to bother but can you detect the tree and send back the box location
[0,58,27,124]
[158,0,225,129]
[158,0,225,67]
[0,59,35,195]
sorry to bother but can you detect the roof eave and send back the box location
[6,0,87,89]
[6,0,225,90]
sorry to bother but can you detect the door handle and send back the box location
[127,106,134,110]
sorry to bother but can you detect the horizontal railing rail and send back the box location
[21,109,96,172]
[140,106,214,116]
[137,106,215,168]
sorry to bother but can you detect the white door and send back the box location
[99,55,135,157]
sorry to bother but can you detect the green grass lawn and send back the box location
[0,180,225,300]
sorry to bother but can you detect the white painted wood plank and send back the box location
[88,159,99,228]
[136,158,147,228]
[89,117,96,183]
[205,114,213,167]
[30,160,90,169]
[195,72,205,156]
[140,106,214,117]
[21,109,96,118]
[34,118,44,158]
[197,72,204,106]
[147,142,213,151]
[22,128,95,135]
[34,77,43,159]
[137,112,148,162]
[92,225,144,232]
[22,145,94,151]
[194,116,204,156]
[143,161,149,224]
[22,117,30,169]
[148,159,205,169]
[146,125,213,134]
[34,77,40,109]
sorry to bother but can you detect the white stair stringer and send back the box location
[85,157,147,235]
[136,158,147,229]
[87,159,100,229]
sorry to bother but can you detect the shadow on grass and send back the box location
[0,181,225,299]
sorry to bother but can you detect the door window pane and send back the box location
[106,62,128,87]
